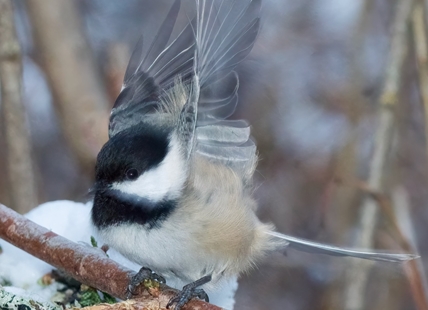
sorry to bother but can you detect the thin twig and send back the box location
[0,204,221,310]
[343,0,415,309]
[392,188,428,310]
[0,0,38,214]
[334,175,428,309]
[412,1,428,162]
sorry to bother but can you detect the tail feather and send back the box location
[267,231,419,263]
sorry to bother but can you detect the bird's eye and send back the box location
[125,168,139,180]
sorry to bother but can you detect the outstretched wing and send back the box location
[184,0,261,181]
[109,0,261,181]
[109,0,195,137]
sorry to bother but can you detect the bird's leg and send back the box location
[166,275,212,310]
[126,266,166,298]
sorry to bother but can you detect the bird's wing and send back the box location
[109,0,195,137]
[267,231,418,263]
[181,0,262,181]
[109,0,261,180]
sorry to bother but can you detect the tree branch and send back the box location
[0,204,222,310]
[0,0,38,214]
[412,1,428,163]
[343,0,415,309]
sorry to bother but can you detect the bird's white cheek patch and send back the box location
[112,135,186,202]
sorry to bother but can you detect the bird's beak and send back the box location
[87,181,109,198]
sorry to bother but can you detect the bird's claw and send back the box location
[166,275,211,310]
[126,267,166,298]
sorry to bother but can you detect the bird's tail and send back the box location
[266,231,418,263]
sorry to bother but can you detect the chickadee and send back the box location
[91,0,417,308]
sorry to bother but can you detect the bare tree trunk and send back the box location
[0,0,38,213]
[26,0,110,172]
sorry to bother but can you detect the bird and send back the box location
[90,0,417,308]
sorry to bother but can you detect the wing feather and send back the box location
[109,0,261,181]
[188,0,261,180]
[196,125,250,144]
[109,0,194,137]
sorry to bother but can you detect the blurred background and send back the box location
[0,0,427,309]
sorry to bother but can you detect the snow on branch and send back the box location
[0,204,221,310]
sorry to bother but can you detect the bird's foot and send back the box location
[166,275,211,310]
[126,267,166,298]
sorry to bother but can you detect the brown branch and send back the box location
[412,1,428,163]
[343,0,416,309]
[391,189,428,310]
[334,176,428,309]
[0,204,221,310]
[0,0,38,214]
[26,0,110,172]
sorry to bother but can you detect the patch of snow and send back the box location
[1,286,61,310]
[0,200,237,309]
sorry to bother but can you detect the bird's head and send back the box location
[91,124,187,228]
